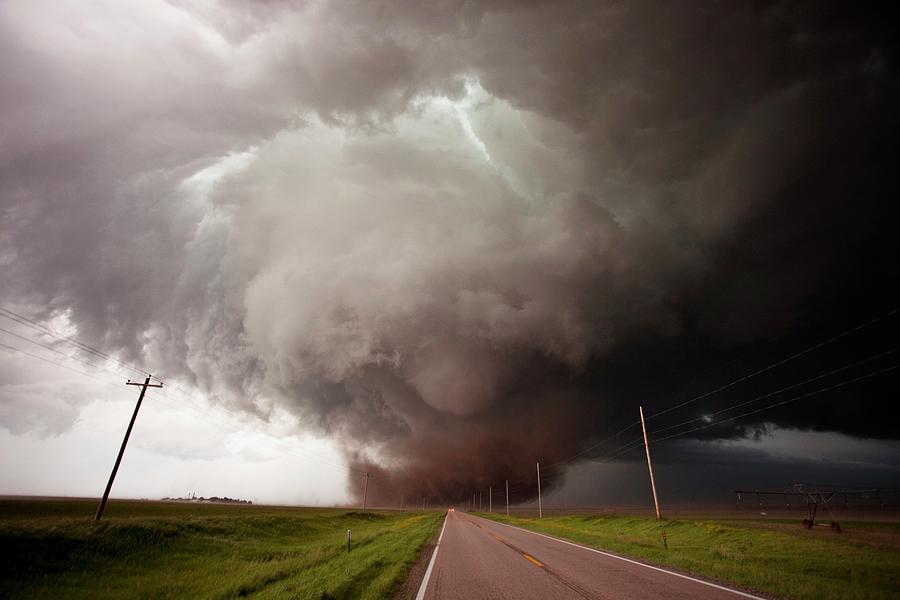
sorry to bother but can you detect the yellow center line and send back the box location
[523,553,544,568]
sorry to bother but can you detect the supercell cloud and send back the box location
[1,1,898,503]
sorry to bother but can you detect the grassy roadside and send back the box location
[475,512,900,600]
[0,499,444,599]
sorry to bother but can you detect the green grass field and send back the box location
[476,512,900,600]
[0,499,444,599]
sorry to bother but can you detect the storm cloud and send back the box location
[2,0,898,504]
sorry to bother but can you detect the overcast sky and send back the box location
[1,0,898,507]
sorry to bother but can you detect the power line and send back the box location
[502,348,899,499]
[0,318,271,445]
[0,334,397,497]
[0,328,217,434]
[496,309,900,500]
[0,325,136,380]
[0,310,387,486]
[647,306,899,421]
[651,364,900,445]
[540,420,642,473]
[0,340,111,383]
[649,347,898,438]
[0,306,151,378]
[0,340,256,439]
[503,357,894,504]
[503,433,648,495]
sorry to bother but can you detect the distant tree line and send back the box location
[161,496,252,504]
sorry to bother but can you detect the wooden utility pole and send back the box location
[505,479,509,516]
[95,376,162,522]
[640,406,662,520]
[489,486,492,513]
[537,462,543,519]
[480,490,483,511]
[362,473,370,513]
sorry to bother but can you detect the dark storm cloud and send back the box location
[1,0,897,503]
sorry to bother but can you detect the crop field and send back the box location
[0,498,444,599]
[477,512,900,600]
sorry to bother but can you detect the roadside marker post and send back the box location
[661,529,668,550]
[347,529,351,553]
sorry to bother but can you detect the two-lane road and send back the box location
[418,510,764,599]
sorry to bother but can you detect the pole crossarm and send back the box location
[127,379,162,388]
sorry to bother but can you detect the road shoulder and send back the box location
[393,514,445,600]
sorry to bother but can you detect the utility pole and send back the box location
[480,490,483,511]
[536,461,543,519]
[400,492,404,513]
[362,473,370,513]
[95,376,162,522]
[506,479,509,516]
[489,486,492,513]
[640,406,662,520]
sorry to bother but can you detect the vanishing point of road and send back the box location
[417,510,765,600]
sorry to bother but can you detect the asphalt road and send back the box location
[417,510,764,600]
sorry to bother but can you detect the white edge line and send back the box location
[476,516,766,600]
[415,511,449,600]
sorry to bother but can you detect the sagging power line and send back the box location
[0,329,410,507]
[646,306,898,421]
[0,306,152,378]
[499,308,899,500]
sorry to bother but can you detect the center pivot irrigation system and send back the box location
[734,485,888,532]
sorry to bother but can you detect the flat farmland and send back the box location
[0,498,443,599]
